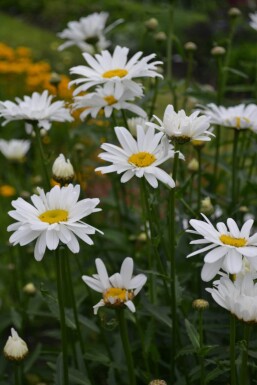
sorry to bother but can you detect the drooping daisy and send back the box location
[206,273,257,323]
[186,214,257,281]
[73,82,147,120]
[0,139,30,161]
[197,103,257,131]
[58,12,122,53]
[82,257,147,314]
[0,90,73,130]
[8,184,102,261]
[148,104,213,144]
[95,125,182,188]
[249,12,257,31]
[69,45,163,95]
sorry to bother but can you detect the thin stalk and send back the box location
[230,313,237,385]
[231,129,240,211]
[14,363,22,385]
[121,109,129,130]
[34,126,51,189]
[240,323,251,385]
[55,249,69,385]
[255,49,257,102]
[116,309,136,385]
[166,0,175,81]
[222,17,238,95]
[182,51,194,109]
[149,78,159,118]
[198,310,205,385]
[197,148,202,214]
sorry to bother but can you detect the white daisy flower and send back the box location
[58,12,122,53]
[82,257,147,314]
[69,45,163,95]
[127,116,149,137]
[206,273,257,323]
[148,104,213,144]
[197,103,257,131]
[95,125,182,188]
[249,12,257,31]
[8,184,102,261]
[4,328,28,361]
[186,214,257,281]
[0,139,30,161]
[73,82,147,120]
[0,90,73,130]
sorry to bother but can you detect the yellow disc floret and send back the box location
[102,69,128,78]
[220,234,247,247]
[128,152,156,167]
[103,287,134,307]
[104,95,117,105]
[38,209,68,224]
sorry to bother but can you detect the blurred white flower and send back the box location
[82,257,147,314]
[0,139,30,161]
[3,328,28,361]
[148,104,213,144]
[8,184,102,261]
[187,214,257,281]
[127,116,149,137]
[96,125,183,188]
[206,273,257,323]
[197,103,257,131]
[58,12,122,53]
[0,90,73,130]
[73,82,146,119]
[249,12,257,31]
[69,46,163,95]
[52,153,75,184]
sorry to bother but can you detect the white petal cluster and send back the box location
[206,273,257,323]
[96,125,182,188]
[8,184,102,261]
[3,328,28,361]
[0,90,73,130]
[186,214,257,281]
[149,104,213,143]
[58,12,121,53]
[127,116,149,137]
[0,139,30,161]
[82,257,147,314]
[197,103,257,131]
[52,153,75,184]
[69,45,163,95]
[249,12,257,31]
[73,82,146,120]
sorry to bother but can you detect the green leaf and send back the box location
[184,319,200,350]
[223,66,249,79]
[143,301,172,328]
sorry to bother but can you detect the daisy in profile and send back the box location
[58,12,122,53]
[186,214,257,281]
[148,104,213,144]
[206,273,257,323]
[249,12,257,31]
[95,125,182,188]
[0,90,73,130]
[197,103,257,131]
[73,82,146,120]
[82,257,147,314]
[69,45,163,95]
[8,184,102,261]
[0,139,30,161]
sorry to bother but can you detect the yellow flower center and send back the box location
[103,287,134,307]
[38,209,68,224]
[102,68,128,78]
[219,234,247,247]
[104,95,117,105]
[128,152,156,167]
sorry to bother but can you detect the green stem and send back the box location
[14,363,22,385]
[230,313,237,385]
[55,249,69,385]
[198,310,205,385]
[166,1,175,81]
[240,323,251,385]
[232,129,240,211]
[34,126,51,189]
[183,51,194,109]
[116,309,136,385]
[121,109,129,130]
[197,148,202,214]
[149,77,159,118]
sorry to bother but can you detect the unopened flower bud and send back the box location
[23,282,37,295]
[52,154,74,185]
[4,328,28,361]
[188,158,199,172]
[49,72,61,87]
[239,206,248,213]
[191,139,205,148]
[137,232,147,242]
[211,46,226,56]
[228,7,241,18]
[149,380,167,385]
[184,41,197,51]
[154,32,167,42]
[145,18,158,31]
[192,298,209,310]
[201,197,214,215]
